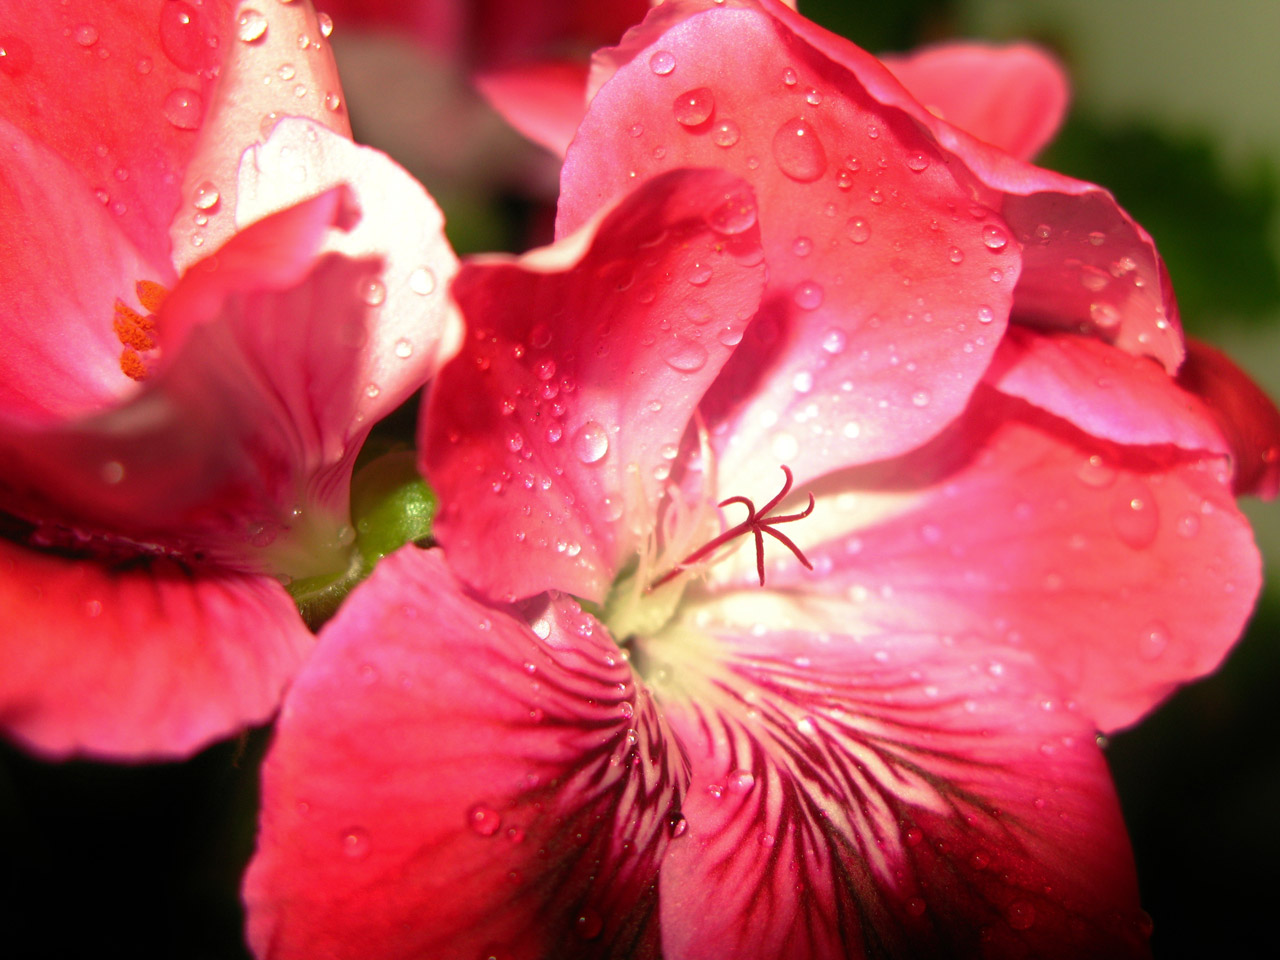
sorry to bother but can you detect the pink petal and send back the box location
[0,538,310,760]
[171,0,352,272]
[559,2,1018,498]
[476,60,590,157]
[753,0,1183,370]
[245,547,683,960]
[1176,339,1280,498]
[0,0,232,267]
[986,326,1226,453]
[881,43,1070,161]
[0,115,170,423]
[765,386,1260,732]
[2,182,448,580]
[656,624,1150,959]
[424,168,766,602]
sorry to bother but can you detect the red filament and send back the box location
[651,465,815,589]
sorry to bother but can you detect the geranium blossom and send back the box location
[241,3,1278,958]
[0,0,458,758]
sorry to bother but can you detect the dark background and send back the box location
[4,1,1277,957]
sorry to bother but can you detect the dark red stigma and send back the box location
[651,464,815,590]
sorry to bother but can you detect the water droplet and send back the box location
[668,812,688,837]
[793,281,824,310]
[771,431,799,459]
[162,88,203,130]
[982,224,1008,250]
[706,191,757,235]
[782,67,798,86]
[572,422,609,463]
[792,371,814,394]
[192,181,220,211]
[664,340,709,373]
[575,909,603,940]
[822,328,847,354]
[236,8,268,43]
[393,338,413,359]
[846,217,870,244]
[360,278,386,306]
[1138,622,1170,661]
[468,805,502,837]
[0,37,35,77]
[1007,901,1036,931]
[135,55,153,75]
[1076,455,1117,488]
[866,124,880,140]
[792,236,812,257]
[1089,302,1121,329]
[948,246,964,264]
[772,117,827,182]
[649,50,676,76]
[1175,512,1200,538]
[341,828,370,858]
[1088,230,1107,246]
[324,91,342,112]
[364,383,381,399]
[906,153,930,172]
[687,263,713,286]
[74,24,99,47]
[673,87,714,126]
[535,359,557,381]
[408,266,436,295]
[805,87,823,105]
[977,305,995,324]
[159,2,207,72]
[101,461,125,484]
[729,770,755,792]
[318,11,334,37]
[911,390,931,407]
[906,897,927,917]
[1110,482,1159,549]
[711,120,740,147]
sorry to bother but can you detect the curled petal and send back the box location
[425,168,766,602]
[245,547,685,960]
[652,621,1150,959]
[762,386,1260,732]
[560,2,1018,499]
[0,538,310,759]
[1176,339,1280,498]
[881,43,1070,161]
[476,60,591,157]
[986,326,1226,453]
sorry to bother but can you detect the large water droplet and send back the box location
[982,224,1009,250]
[159,2,206,72]
[846,217,871,244]
[162,88,203,130]
[772,117,827,182]
[906,153,930,172]
[236,8,268,43]
[674,87,714,126]
[468,805,502,837]
[573,422,609,463]
[192,181,220,211]
[1111,482,1159,549]
[664,340,709,372]
[649,50,676,75]
[318,11,334,37]
[408,266,436,295]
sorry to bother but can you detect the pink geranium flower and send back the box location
[0,0,458,758]
[242,3,1278,957]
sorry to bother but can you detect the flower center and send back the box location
[113,280,167,381]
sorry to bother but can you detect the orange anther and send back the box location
[112,301,156,352]
[119,348,149,381]
[135,280,168,314]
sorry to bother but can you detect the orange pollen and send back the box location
[112,280,168,381]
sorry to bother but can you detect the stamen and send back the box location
[112,281,168,382]
[650,465,815,590]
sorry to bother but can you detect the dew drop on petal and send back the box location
[668,813,688,837]
[649,50,676,75]
[664,339,709,372]
[982,224,1009,250]
[711,120,740,147]
[977,305,995,324]
[782,67,798,86]
[706,190,757,235]
[340,828,370,859]
[793,281,824,310]
[162,88,203,130]
[324,91,342,111]
[236,8,268,43]
[74,24,99,47]
[673,87,714,126]
[394,338,413,359]
[772,117,827,182]
[192,181,220,211]
[318,11,334,37]
[1138,621,1170,661]
[360,278,386,306]
[575,909,603,941]
[792,236,812,257]
[846,217,870,244]
[467,805,502,837]
[1076,454,1117,488]
[1110,483,1159,549]
[948,246,964,264]
[572,422,609,463]
[1007,901,1036,931]
[408,266,436,295]
[822,328,847,354]
[906,153,930,172]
